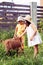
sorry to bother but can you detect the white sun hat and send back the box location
[17,16,24,22]
[24,15,32,22]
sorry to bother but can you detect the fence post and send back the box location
[30,2,37,26]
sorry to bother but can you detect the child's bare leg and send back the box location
[21,43,24,51]
[34,44,38,58]
[21,39,25,52]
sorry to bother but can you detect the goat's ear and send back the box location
[0,39,3,43]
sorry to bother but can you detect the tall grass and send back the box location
[0,43,43,65]
[0,21,43,65]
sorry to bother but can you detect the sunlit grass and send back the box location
[0,30,43,65]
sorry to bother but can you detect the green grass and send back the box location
[0,30,43,65]
[0,42,43,65]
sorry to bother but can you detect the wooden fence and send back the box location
[0,2,30,22]
[0,2,30,29]
[0,2,43,29]
[37,6,43,22]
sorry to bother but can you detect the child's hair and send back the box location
[25,20,31,26]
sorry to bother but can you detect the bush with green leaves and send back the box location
[0,30,14,40]
[37,20,43,33]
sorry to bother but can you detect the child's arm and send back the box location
[30,23,37,41]
[15,27,18,35]
[19,29,26,38]
[13,26,18,38]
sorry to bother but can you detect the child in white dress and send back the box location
[19,15,42,58]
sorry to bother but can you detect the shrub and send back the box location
[0,30,14,40]
[37,20,43,33]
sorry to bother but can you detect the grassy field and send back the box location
[0,30,43,65]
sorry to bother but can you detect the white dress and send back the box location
[26,25,42,47]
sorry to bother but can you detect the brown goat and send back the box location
[3,37,22,55]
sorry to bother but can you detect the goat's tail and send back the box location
[0,39,5,43]
[0,39,3,42]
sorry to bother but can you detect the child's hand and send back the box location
[18,35,22,38]
[18,36,21,38]
[13,34,17,38]
[13,37,14,39]
[30,37,33,41]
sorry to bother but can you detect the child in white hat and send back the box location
[19,15,42,58]
[14,16,26,52]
